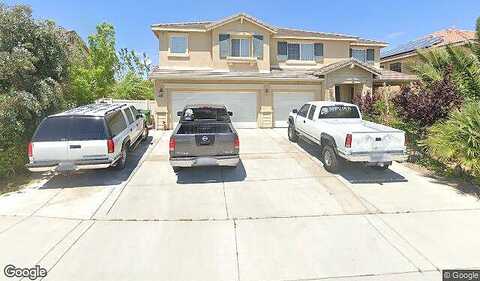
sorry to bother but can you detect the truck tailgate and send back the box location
[172,123,237,157]
[350,121,405,153]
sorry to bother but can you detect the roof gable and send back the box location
[315,58,381,76]
[205,13,277,33]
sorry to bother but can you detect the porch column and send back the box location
[154,80,169,130]
[258,84,273,128]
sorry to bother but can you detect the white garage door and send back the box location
[171,92,257,128]
[273,92,315,127]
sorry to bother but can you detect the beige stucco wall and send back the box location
[323,66,373,101]
[211,19,271,72]
[380,54,419,74]
[157,31,213,69]
[152,79,322,129]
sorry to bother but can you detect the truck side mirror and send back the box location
[292,109,298,113]
[177,111,183,117]
[228,111,233,116]
[136,114,143,120]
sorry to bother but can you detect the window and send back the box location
[33,117,108,142]
[33,117,71,142]
[231,38,250,57]
[130,106,140,118]
[351,49,366,62]
[366,49,375,62]
[287,43,300,60]
[69,117,108,140]
[307,105,316,120]
[219,34,230,59]
[253,35,263,59]
[124,108,134,124]
[169,35,187,54]
[300,44,314,61]
[319,106,360,119]
[390,62,402,72]
[298,104,310,118]
[278,42,318,61]
[106,111,127,137]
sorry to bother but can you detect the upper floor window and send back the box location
[169,35,188,54]
[219,34,263,59]
[231,38,250,57]
[350,48,375,64]
[278,42,323,62]
[390,62,402,72]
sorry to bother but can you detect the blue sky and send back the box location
[5,0,480,64]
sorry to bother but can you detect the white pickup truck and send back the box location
[288,101,407,172]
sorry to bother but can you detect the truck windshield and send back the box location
[183,108,230,122]
[318,106,360,119]
[33,116,108,142]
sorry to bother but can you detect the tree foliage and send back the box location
[425,102,480,177]
[392,67,463,130]
[0,4,74,178]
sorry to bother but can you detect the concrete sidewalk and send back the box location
[0,129,479,281]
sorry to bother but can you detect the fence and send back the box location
[96,98,157,128]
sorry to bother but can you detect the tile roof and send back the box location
[381,28,476,59]
[375,69,418,82]
[151,13,386,45]
[314,58,382,76]
[149,67,319,81]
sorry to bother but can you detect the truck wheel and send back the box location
[321,145,340,173]
[288,123,299,142]
[115,145,127,170]
[374,162,391,170]
[172,166,182,173]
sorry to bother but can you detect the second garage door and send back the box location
[171,92,257,128]
[273,92,314,127]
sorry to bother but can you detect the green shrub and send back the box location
[424,102,480,177]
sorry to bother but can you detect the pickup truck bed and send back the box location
[169,105,240,169]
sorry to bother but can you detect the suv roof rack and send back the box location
[53,103,129,117]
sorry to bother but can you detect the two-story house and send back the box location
[149,13,416,129]
[381,28,476,74]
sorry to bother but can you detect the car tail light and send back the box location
[234,136,240,150]
[27,142,33,158]
[345,134,352,148]
[107,139,115,153]
[169,137,176,152]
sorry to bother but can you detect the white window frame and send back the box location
[351,48,367,63]
[168,33,188,56]
[230,36,252,58]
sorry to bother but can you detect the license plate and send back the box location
[195,158,217,166]
[56,162,76,171]
[369,153,391,162]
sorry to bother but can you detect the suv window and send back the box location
[124,108,134,124]
[107,111,127,137]
[307,105,316,120]
[130,106,139,119]
[33,116,108,142]
[33,117,70,142]
[69,117,108,140]
[298,104,310,118]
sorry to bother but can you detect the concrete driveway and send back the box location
[0,129,479,281]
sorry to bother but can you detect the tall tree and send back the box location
[69,23,118,104]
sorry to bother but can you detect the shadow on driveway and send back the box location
[175,160,247,184]
[39,136,154,189]
[297,138,407,184]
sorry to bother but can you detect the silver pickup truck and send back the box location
[169,104,240,171]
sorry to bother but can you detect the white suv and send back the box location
[26,103,148,172]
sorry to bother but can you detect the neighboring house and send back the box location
[381,28,476,74]
[149,13,415,129]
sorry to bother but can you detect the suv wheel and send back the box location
[115,145,127,170]
[322,145,340,173]
[288,123,298,142]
